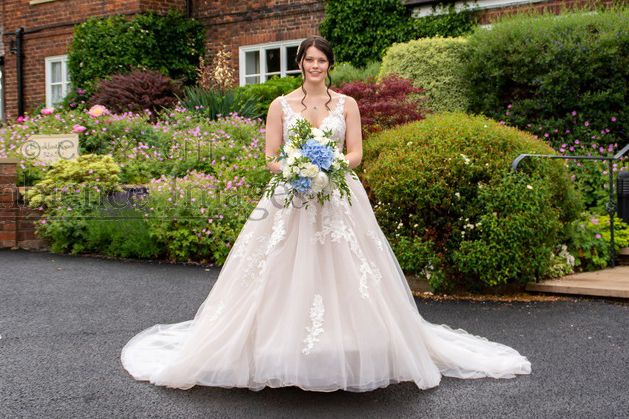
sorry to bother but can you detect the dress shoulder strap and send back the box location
[278,95,293,117]
[335,94,346,114]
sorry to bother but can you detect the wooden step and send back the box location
[526,266,629,298]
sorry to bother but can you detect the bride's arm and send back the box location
[265,98,283,174]
[344,96,363,169]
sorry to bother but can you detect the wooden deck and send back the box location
[526,266,629,298]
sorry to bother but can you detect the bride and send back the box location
[121,36,531,392]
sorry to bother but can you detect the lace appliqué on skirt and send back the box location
[302,294,325,355]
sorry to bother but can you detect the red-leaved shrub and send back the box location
[337,75,427,136]
[88,69,181,118]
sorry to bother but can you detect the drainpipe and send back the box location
[186,0,193,18]
[11,28,25,117]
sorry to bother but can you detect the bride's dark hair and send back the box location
[295,36,335,112]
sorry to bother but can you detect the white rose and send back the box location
[311,172,329,193]
[311,128,324,137]
[299,162,319,178]
[286,147,301,159]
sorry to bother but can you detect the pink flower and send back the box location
[584,121,590,127]
[40,107,54,115]
[88,104,108,117]
[571,111,577,116]
[611,116,617,122]
[595,233,602,239]
[72,124,87,133]
[591,217,599,225]
[16,116,25,123]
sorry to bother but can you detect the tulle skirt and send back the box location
[121,174,531,392]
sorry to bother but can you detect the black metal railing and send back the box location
[512,143,629,268]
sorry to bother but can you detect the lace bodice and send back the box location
[279,94,346,151]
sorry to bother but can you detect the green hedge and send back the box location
[361,112,582,292]
[68,11,206,92]
[379,37,469,112]
[464,8,629,147]
[320,0,476,67]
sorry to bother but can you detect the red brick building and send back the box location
[0,0,609,121]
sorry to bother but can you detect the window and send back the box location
[45,55,70,108]
[239,40,303,86]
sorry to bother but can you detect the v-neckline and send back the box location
[283,95,343,130]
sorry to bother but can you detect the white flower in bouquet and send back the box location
[311,172,330,193]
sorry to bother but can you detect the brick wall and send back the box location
[190,0,326,85]
[0,158,46,249]
[0,159,18,248]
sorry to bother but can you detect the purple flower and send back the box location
[571,111,577,116]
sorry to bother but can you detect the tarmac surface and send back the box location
[1,249,628,418]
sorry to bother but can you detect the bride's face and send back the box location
[299,46,330,83]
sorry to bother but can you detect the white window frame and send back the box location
[45,55,70,108]
[238,40,304,86]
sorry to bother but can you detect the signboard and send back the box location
[20,134,79,163]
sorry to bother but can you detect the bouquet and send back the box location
[264,118,357,208]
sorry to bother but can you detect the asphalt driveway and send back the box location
[1,249,627,418]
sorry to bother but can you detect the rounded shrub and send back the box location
[379,37,469,113]
[361,112,582,292]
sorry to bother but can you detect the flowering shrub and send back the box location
[499,107,625,212]
[0,106,267,187]
[337,75,426,136]
[566,214,629,271]
[143,170,261,264]
[2,105,271,264]
[361,112,582,292]
[465,9,628,148]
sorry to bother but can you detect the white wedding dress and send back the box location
[121,94,531,392]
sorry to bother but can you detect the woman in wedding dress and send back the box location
[121,36,531,392]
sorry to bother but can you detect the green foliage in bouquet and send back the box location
[361,112,583,292]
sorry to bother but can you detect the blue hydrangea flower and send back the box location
[291,176,311,193]
[300,139,333,170]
